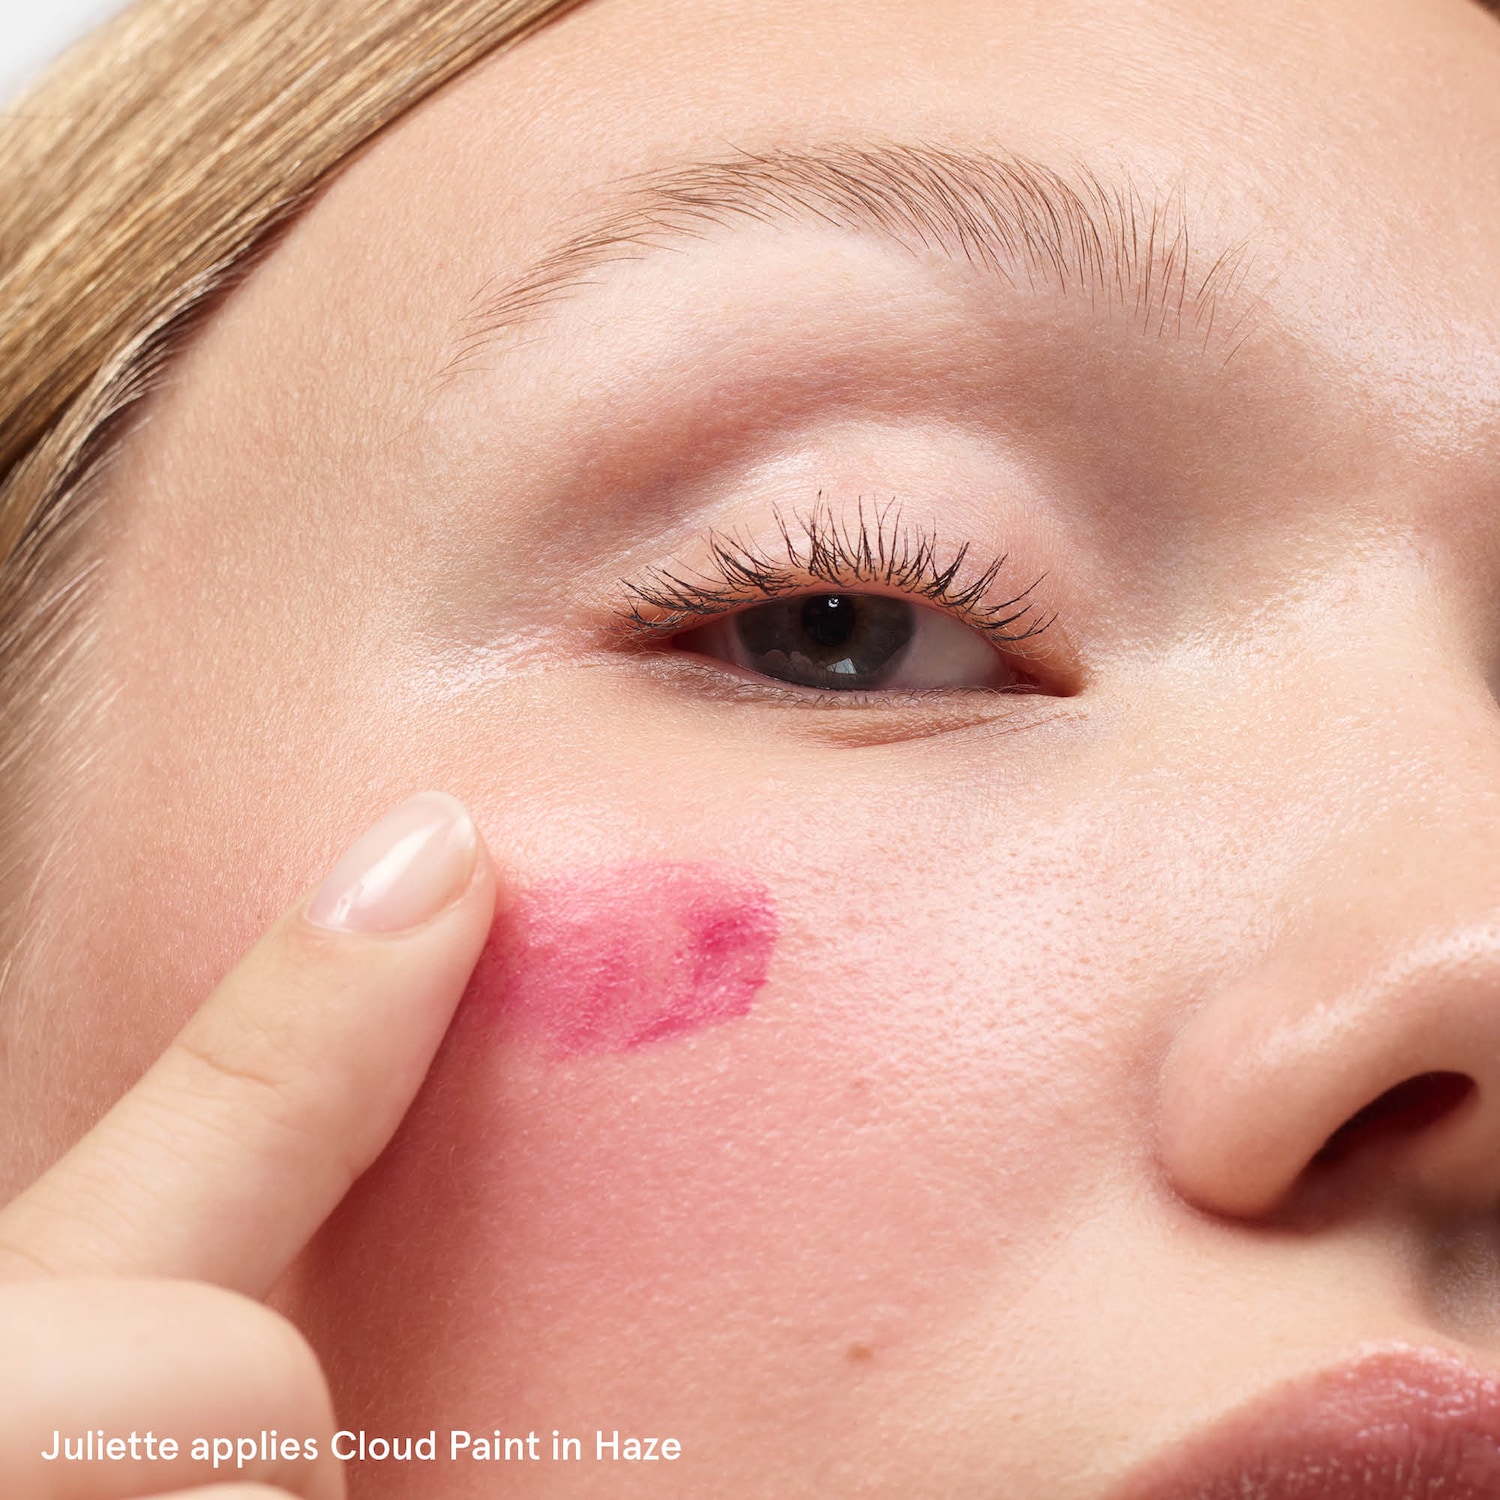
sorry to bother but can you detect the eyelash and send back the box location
[619,496,1054,648]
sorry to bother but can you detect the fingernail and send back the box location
[306,792,477,934]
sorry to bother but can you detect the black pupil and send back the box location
[801,594,855,649]
[733,592,915,690]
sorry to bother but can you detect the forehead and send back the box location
[292,0,1500,437]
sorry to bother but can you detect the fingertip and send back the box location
[304,790,483,936]
[0,794,502,1294]
[466,801,500,905]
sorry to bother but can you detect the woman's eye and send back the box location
[672,592,1028,692]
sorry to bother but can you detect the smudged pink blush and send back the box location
[463,863,778,1060]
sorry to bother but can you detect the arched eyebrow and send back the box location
[444,142,1262,376]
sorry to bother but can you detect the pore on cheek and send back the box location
[461,863,778,1059]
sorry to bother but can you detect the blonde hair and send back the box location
[0,0,581,965]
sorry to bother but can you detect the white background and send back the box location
[0,0,127,104]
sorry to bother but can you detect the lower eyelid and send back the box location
[618,648,1078,749]
[650,632,1046,702]
[627,648,1038,705]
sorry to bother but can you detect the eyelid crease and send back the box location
[617,493,1055,650]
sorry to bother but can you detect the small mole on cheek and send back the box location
[461,863,778,1061]
[846,1343,874,1364]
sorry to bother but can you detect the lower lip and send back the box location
[1111,1345,1500,1499]
[460,861,778,1060]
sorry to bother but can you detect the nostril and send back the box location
[1311,1072,1474,1168]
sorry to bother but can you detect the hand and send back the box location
[0,792,496,1500]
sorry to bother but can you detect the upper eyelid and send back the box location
[617,496,1056,647]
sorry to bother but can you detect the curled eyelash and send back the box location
[620,495,1054,647]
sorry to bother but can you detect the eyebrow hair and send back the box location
[446,141,1262,375]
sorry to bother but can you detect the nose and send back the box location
[1156,674,1500,1222]
[1158,916,1500,1219]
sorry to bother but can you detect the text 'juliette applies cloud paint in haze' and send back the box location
[463,864,778,1060]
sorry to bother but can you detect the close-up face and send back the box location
[6,0,1500,1494]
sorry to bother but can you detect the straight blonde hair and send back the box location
[0,0,582,974]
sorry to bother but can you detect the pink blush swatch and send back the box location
[464,863,778,1060]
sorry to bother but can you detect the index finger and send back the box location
[0,791,495,1297]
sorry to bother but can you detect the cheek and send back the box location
[464,862,778,1059]
[284,853,1117,1476]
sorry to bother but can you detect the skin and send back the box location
[3,0,1500,1494]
